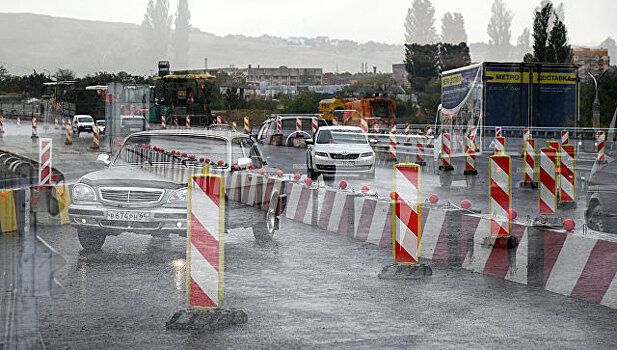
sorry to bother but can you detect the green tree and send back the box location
[441,12,467,44]
[532,2,552,62]
[580,69,617,127]
[281,91,321,114]
[404,43,439,93]
[439,42,471,71]
[404,0,438,45]
[172,0,191,68]
[547,18,572,63]
[141,0,172,63]
[55,68,75,81]
[487,0,513,60]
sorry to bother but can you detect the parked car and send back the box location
[305,126,375,181]
[119,115,148,137]
[95,119,106,134]
[257,114,328,146]
[69,130,285,251]
[72,115,95,135]
[585,159,617,233]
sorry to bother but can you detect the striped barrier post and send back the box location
[244,116,250,133]
[389,124,397,159]
[332,117,338,126]
[539,147,557,214]
[425,126,433,148]
[186,115,191,129]
[31,117,38,138]
[0,115,4,134]
[547,139,561,196]
[216,115,222,124]
[92,124,100,149]
[523,128,530,141]
[174,117,178,127]
[596,131,606,163]
[38,138,52,186]
[520,138,537,188]
[65,121,72,145]
[187,173,224,309]
[161,114,166,129]
[17,116,21,127]
[489,154,511,236]
[561,130,569,146]
[416,132,426,166]
[393,162,421,264]
[361,117,368,133]
[464,135,477,175]
[495,126,502,138]
[232,121,237,132]
[373,124,380,134]
[296,117,302,134]
[276,116,282,134]
[494,136,505,155]
[54,118,59,129]
[440,133,453,171]
[404,123,410,143]
[559,144,576,208]
[61,118,65,130]
[311,117,318,138]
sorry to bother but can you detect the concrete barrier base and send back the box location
[166,308,248,331]
[378,263,432,280]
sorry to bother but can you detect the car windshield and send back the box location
[96,120,105,125]
[78,117,92,122]
[315,130,368,144]
[113,134,229,167]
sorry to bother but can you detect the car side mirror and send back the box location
[97,154,111,166]
[237,157,252,169]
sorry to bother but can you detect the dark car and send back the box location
[585,160,617,233]
[69,130,285,250]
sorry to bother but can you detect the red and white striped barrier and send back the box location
[31,117,38,138]
[489,154,511,236]
[373,124,380,134]
[539,147,557,214]
[92,124,100,149]
[0,116,4,134]
[186,115,191,129]
[561,130,569,146]
[352,195,392,246]
[317,187,356,236]
[389,124,397,158]
[244,116,250,133]
[361,117,368,133]
[494,136,505,155]
[61,118,65,130]
[38,138,52,185]
[464,135,476,174]
[404,123,410,143]
[393,163,421,264]
[285,181,317,226]
[560,144,576,203]
[216,115,222,124]
[54,118,59,129]
[296,117,302,133]
[276,116,282,134]
[65,121,72,145]
[441,133,452,170]
[597,131,606,163]
[311,117,318,138]
[523,128,530,141]
[187,173,224,309]
[523,138,535,184]
[332,117,339,126]
[495,126,502,138]
[426,126,433,148]
[232,121,237,132]
[17,116,21,127]
[416,132,425,165]
[161,114,166,129]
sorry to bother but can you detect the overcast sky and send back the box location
[0,0,615,46]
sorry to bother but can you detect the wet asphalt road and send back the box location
[34,214,617,349]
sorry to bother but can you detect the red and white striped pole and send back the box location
[464,135,477,175]
[216,115,222,125]
[425,126,433,148]
[92,124,100,149]
[54,118,59,129]
[389,124,397,159]
[495,126,502,138]
[311,117,318,138]
[0,115,4,134]
[31,117,38,138]
[65,121,72,145]
[441,132,453,170]
[521,138,536,187]
[416,132,425,166]
[296,117,302,134]
[596,131,606,163]
[393,163,421,264]
[276,116,282,134]
[404,123,410,143]
[539,147,557,214]
[561,130,569,146]
[187,173,225,309]
[489,154,511,236]
[17,116,21,127]
[161,114,166,129]
[38,138,52,185]
[244,116,250,133]
[361,117,368,133]
[186,115,191,129]
[560,144,576,205]
[61,118,65,130]
[332,116,339,126]
[373,124,380,134]
[494,136,505,155]
[232,121,237,132]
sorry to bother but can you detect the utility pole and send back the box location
[589,72,600,128]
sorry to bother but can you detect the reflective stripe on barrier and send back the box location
[494,136,505,155]
[489,154,511,236]
[389,125,396,158]
[65,121,72,145]
[442,133,451,167]
[416,132,425,165]
[524,139,535,183]
[393,163,421,264]
[187,173,225,309]
[161,114,166,129]
[32,117,38,137]
[38,138,52,186]
[495,126,502,138]
[560,144,576,202]
[317,187,355,235]
[244,116,250,133]
[92,125,100,148]
[465,135,475,171]
[561,130,569,146]
[232,121,237,132]
[597,131,606,162]
[186,115,191,129]
[361,117,368,133]
[539,147,557,214]
[216,115,222,124]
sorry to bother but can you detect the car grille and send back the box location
[99,187,164,204]
[330,153,359,160]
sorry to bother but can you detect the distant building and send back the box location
[573,48,610,78]
[246,65,323,86]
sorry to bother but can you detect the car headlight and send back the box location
[168,188,187,203]
[315,151,329,157]
[72,183,96,201]
[361,151,374,157]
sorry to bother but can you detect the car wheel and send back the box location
[366,167,376,180]
[306,156,318,180]
[77,227,106,251]
[586,203,605,232]
[253,210,276,241]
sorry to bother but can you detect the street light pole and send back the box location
[588,72,600,128]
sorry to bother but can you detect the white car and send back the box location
[306,126,375,181]
[72,115,95,135]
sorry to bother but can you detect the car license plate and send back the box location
[335,161,354,166]
[107,210,150,221]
